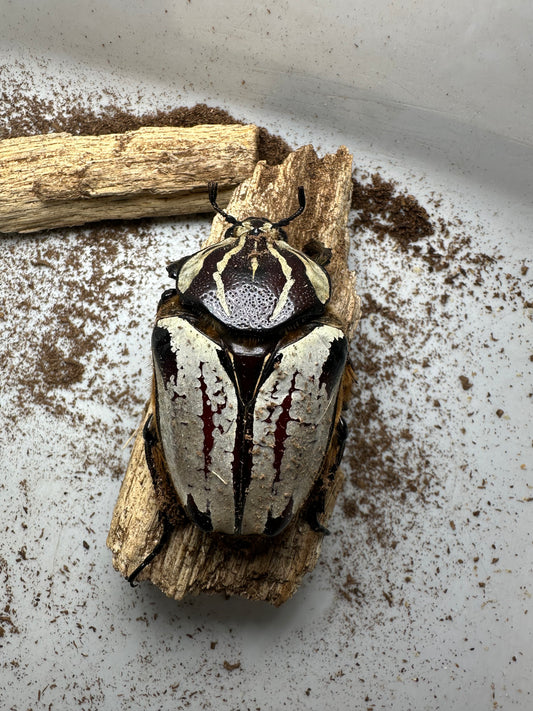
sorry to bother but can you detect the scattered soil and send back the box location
[0,98,291,165]
[333,165,531,601]
[0,91,531,620]
[0,97,291,489]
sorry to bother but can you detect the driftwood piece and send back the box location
[107,145,361,606]
[0,124,258,233]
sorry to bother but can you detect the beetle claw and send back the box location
[309,517,331,536]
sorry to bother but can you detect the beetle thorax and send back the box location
[176,224,330,333]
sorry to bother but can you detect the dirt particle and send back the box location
[223,660,241,671]
[459,375,473,391]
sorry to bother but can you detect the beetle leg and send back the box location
[126,512,172,586]
[143,413,161,486]
[305,473,332,535]
[308,512,331,536]
[302,239,332,267]
[167,255,190,280]
[126,414,187,585]
[334,416,348,468]
[157,288,177,310]
[305,416,348,534]
[143,414,188,524]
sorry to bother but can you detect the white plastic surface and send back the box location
[0,2,531,710]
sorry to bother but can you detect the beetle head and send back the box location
[208,182,305,240]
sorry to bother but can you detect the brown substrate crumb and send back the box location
[0,98,291,166]
[459,375,473,391]
[352,173,435,248]
[0,97,291,451]
[0,557,19,637]
[223,660,241,672]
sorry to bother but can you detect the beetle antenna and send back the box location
[208,182,241,226]
[271,186,306,228]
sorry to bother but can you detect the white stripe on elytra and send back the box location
[212,470,228,485]
[267,242,294,322]
[213,233,247,315]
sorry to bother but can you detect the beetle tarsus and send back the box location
[308,514,331,536]
[126,512,172,586]
[305,476,330,535]
[143,414,157,450]
[334,416,348,469]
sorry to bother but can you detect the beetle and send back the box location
[127,183,350,584]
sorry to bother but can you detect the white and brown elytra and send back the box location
[127,184,349,585]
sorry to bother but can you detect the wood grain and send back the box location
[107,144,361,605]
[0,124,258,233]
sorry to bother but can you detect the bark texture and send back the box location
[0,124,258,233]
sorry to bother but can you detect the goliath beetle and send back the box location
[127,183,349,584]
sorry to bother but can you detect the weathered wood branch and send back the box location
[107,144,361,606]
[0,124,258,233]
